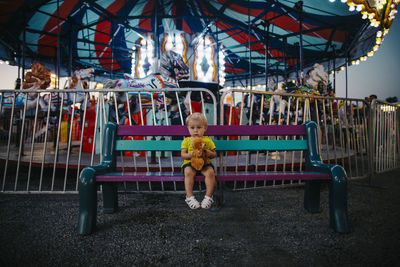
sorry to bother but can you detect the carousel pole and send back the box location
[57,0,60,89]
[265,22,269,90]
[248,0,252,90]
[283,37,287,84]
[295,42,299,84]
[345,57,348,99]
[154,0,160,73]
[216,23,219,87]
[69,32,73,80]
[17,46,21,84]
[21,30,26,86]
[296,1,304,85]
[111,34,114,78]
[332,45,336,93]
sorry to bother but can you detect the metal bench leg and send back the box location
[329,165,349,233]
[304,181,321,213]
[77,167,98,235]
[102,183,118,214]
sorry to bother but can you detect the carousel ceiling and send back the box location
[0,0,398,83]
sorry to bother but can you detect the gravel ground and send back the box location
[1,169,400,267]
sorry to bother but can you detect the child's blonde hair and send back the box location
[186,112,208,127]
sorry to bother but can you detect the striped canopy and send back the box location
[0,0,396,82]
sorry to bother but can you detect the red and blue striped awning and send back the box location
[0,0,396,80]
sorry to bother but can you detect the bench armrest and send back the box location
[79,122,117,185]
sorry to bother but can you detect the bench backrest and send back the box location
[101,121,322,167]
[115,124,308,151]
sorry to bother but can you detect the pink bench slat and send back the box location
[116,124,306,136]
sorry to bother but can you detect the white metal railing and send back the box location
[0,88,398,193]
[0,88,216,193]
[219,89,374,189]
[369,99,400,174]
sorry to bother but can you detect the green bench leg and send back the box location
[77,167,98,235]
[329,165,349,233]
[304,181,321,213]
[102,183,118,214]
[304,165,349,233]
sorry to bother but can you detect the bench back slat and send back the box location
[116,124,306,137]
[114,139,308,151]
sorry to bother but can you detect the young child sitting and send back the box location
[181,113,217,209]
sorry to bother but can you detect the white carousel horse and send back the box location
[306,63,328,93]
[39,68,94,112]
[103,50,189,110]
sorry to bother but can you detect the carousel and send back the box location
[0,0,398,192]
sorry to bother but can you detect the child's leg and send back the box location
[184,166,196,197]
[201,166,216,197]
[184,166,200,209]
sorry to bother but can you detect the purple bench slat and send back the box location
[116,124,306,136]
[96,171,330,182]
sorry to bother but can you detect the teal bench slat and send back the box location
[214,139,307,151]
[115,139,308,151]
[115,140,182,151]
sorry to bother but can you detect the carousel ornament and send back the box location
[1,62,51,110]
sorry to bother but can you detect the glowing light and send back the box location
[218,48,226,87]
[137,38,155,78]
[195,36,215,82]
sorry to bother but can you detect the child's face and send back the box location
[187,119,206,138]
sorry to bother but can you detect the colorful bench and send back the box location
[77,121,349,235]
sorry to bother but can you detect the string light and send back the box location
[330,0,399,72]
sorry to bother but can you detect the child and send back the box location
[181,113,217,209]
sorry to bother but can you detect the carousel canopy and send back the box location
[0,0,398,83]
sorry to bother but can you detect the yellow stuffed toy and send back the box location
[191,137,205,171]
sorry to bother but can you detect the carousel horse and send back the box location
[39,67,94,113]
[306,63,328,94]
[103,50,189,113]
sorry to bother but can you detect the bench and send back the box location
[77,121,349,235]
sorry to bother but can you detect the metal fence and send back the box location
[0,88,398,193]
[369,99,400,174]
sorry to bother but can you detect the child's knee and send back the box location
[203,167,215,179]
[184,166,196,177]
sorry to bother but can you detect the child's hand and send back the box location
[203,149,216,159]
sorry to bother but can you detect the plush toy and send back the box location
[191,137,205,171]
[22,62,51,90]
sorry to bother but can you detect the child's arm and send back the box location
[204,149,216,159]
[181,148,193,160]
